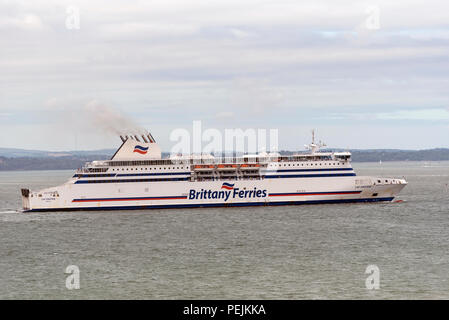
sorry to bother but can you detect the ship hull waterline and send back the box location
[21,176,406,212]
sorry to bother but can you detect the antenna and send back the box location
[306,129,326,154]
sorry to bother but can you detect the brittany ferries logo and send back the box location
[189,183,267,201]
[133,145,149,154]
[221,182,234,190]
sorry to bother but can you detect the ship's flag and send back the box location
[133,145,149,154]
[221,182,235,190]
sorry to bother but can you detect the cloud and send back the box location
[229,28,252,39]
[215,111,235,120]
[229,79,285,114]
[1,0,449,150]
[0,13,44,30]
[97,22,200,38]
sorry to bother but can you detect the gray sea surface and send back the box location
[0,161,448,299]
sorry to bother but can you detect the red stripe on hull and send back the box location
[133,149,148,154]
[72,196,187,202]
[269,192,361,197]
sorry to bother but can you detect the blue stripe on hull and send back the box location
[75,177,190,184]
[116,172,191,177]
[26,197,394,212]
[74,173,355,184]
[265,173,356,178]
[265,168,354,173]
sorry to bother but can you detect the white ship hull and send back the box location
[22,175,406,212]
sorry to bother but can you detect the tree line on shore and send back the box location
[1,149,449,171]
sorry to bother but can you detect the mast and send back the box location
[305,129,326,155]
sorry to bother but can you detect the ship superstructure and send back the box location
[21,132,407,212]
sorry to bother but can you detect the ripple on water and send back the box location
[0,164,449,299]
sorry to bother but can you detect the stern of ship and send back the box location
[21,188,31,211]
[20,186,66,212]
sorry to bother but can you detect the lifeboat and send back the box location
[193,164,215,171]
[240,163,260,170]
[217,164,238,171]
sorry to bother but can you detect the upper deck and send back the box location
[78,151,352,171]
[73,132,354,183]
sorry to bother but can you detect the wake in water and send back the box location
[0,210,21,214]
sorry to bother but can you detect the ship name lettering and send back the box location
[188,188,267,201]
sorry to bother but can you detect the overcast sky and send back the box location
[1,0,448,151]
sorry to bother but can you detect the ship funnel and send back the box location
[147,133,156,143]
[119,133,155,144]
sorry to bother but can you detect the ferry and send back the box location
[20,132,407,212]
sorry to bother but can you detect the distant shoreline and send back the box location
[1,148,449,171]
[1,159,449,172]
